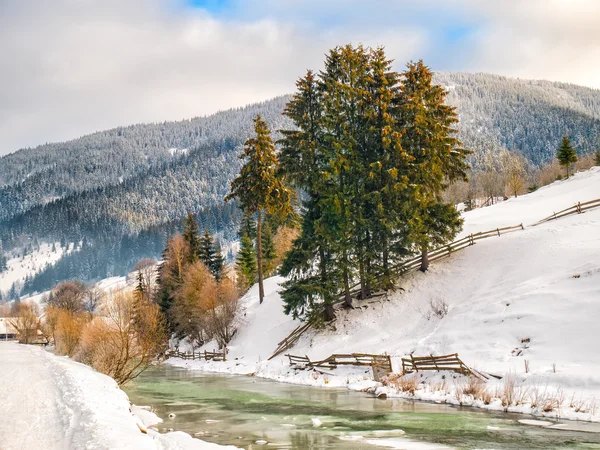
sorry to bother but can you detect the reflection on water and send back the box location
[124,365,600,449]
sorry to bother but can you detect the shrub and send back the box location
[77,290,167,385]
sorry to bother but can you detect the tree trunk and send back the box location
[342,248,352,307]
[256,208,265,304]
[324,303,335,322]
[359,256,367,300]
[419,247,429,272]
[382,245,392,290]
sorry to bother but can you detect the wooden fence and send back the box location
[401,353,470,375]
[401,353,501,381]
[286,352,392,380]
[268,321,314,360]
[534,198,600,226]
[165,348,227,361]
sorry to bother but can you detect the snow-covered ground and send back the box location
[168,167,600,421]
[0,342,240,450]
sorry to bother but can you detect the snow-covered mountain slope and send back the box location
[0,242,71,297]
[0,342,240,450]
[169,167,600,419]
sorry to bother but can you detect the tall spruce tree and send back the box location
[236,235,257,290]
[226,115,293,304]
[198,229,224,280]
[557,135,578,178]
[399,60,470,271]
[211,242,225,281]
[279,70,339,321]
[183,212,201,263]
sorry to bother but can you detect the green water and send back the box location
[124,365,600,449]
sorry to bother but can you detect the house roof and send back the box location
[0,318,18,335]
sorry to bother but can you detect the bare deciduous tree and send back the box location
[171,261,216,347]
[46,280,87,313]
[77,290,167,385]
[205,277,239,348]
[9,303,40,344]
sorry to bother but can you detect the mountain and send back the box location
[1,73,600,296]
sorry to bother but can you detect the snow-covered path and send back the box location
[0,342,240,450]
[0,343,68,449]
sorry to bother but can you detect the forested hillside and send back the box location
[1,72,599,297]
[439,73,600,166]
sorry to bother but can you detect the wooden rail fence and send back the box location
[402,353,470,375]
[286,352,393,380]
[165,348,227,361]
[534,198,600,226]
[401,353,501,381]
[268,321,313,360]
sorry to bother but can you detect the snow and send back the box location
[0,342,240,450]
[167,167,600,421]
[0,242,70,296]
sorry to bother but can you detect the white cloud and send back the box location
[0,0,599,155]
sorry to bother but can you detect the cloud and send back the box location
[0,0,599,155]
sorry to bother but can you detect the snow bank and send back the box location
[0,342,240,450]
[167,167,600,421]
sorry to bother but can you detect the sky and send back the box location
[1,0,600,156]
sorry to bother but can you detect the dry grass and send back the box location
[453,376,489,405]
[385,373,419,395]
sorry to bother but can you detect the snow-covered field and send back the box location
[168,167,600,422]
[0,342,240,450]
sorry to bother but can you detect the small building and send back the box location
[0,318,18,340]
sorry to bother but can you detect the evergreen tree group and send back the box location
[277,45,470,321]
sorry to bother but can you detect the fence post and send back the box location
[497,228,500,236]
[520,223,524,230]
[469,234,474,246]
[577,202,582,214]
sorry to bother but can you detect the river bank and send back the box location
[0,342,240,450]
[125,364,600,450]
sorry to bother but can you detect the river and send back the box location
[124,365,600,449]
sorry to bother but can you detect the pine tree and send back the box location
[239,212,257,241]
[135,270,145,300]
[226,115,293,304]
[236,235,257,290]
[557,135,578,179]
[594,149,600,166]
[198,229,216,269]
[183,212,201,263]
[261,217,277,276]
[399,60,470,271]
[211,242,225,281]
[198,229,224,280]
[279,70,339,320]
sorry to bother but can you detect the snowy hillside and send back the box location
[169,167,600,420]
[0,242,71,297]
